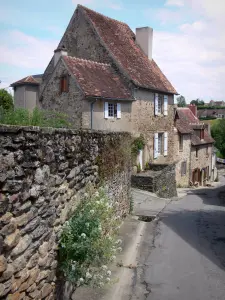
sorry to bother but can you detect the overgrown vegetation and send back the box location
[59,187,122,287]
[199,116,217,120]
[131,135,145,157]
[211,119,225,158]
[0,107,71,128]
[0,89,14,110]
[198,106,225,110]
[177,95,186,107]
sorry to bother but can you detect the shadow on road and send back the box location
[160,182,225,272]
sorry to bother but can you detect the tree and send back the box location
[190,98,205,106]
[0,89,14,110]
[211,119,225,158]
[177,95,186,107]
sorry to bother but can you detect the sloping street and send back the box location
[134,175,225,300]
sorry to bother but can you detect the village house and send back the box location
[39,4,178,170]
[175,104,214,187]
[10,75,42,111]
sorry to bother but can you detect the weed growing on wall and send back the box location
[59,187,122,287]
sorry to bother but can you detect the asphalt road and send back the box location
[135,177,225,300]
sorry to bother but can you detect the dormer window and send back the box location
[60,75,68,93]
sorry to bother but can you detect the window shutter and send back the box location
[104,102,108,119]
[164,132,168,156]
[155,93,159,116]
[164,95,168,116]
[60,78,63,93]
[154,133,158,159]
[66,74,69,92]
[117,103,121,119]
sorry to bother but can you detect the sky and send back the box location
[0,0,225,102]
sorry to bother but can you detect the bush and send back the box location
[0,107,71,128]
[131,135,145,159]
[59,187,122,287]
[0,89,14,110]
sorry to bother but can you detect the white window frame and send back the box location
[181,161,187,176]
[164,132,168,156]
[158,133,163,155]
[104,102,121,119]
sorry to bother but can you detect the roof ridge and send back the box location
[66,56,111,67]
[78,4,127,26]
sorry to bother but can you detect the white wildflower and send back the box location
[85,222,90,228]
[106,277,111,282]
[115,216,121,220]
[106,270,111,276]
[90,209,95,214]
[84,193,88,198]
[86,272,92,279]
[79,278,84,283]
[81,233,86,238]
[98,225,102,232]
[72,265,76,271]
[95,191,99,197]
[117,247,122,252]
[110,255,116,262]
[101,265,108,271]
[116,239,122,245]
[96,201,100,205]
[99,282,104,287]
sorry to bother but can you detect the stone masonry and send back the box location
[0,125,131,300]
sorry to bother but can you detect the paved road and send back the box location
[135,179,225,300]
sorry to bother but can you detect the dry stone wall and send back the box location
[0,125,131,300]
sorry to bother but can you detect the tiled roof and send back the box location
[63,56,133,99]
[79,5,177,94]
[11,75,42,87]
[176,108,214,145]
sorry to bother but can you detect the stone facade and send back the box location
[191,144,212,185]
[132,90,175,166]
[41,60,83,129]
[0,125,131,300]
[174,131,191,187]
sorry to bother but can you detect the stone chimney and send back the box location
[136,27,153,60]
[188,104,197,117]
[54,46,68,67]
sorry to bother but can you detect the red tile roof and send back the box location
[63,56,133,99]
[79,5,177,94]
[11,75,42,87]
[176,108,214,145]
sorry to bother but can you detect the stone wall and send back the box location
[40,60,83,129]
[0,125,131,300]
[131,164,177,198]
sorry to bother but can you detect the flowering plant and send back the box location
[59,187,122,287]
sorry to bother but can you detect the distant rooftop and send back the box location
[11,74,43,87]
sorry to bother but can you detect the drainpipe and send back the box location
[90,100,96,130]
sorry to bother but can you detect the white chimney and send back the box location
[54,46,68,67]
[136,27,153,60]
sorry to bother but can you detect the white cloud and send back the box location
[165,0,184,7]
[0,30,58,70]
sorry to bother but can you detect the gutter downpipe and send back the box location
[90,99,96,130]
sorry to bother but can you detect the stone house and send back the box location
[10,75,42,111]
[175,105,214,186]
[39,5,178,169]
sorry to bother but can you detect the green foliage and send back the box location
[131,135,145,157]
[137,163,141,173]
[0,89,14,110]
[216,150,224,159]
[199,116,217,120]
[59,187,122,287]
[211,119,225,158]
[177,95,186,107]
[198,106,225,110]
[129,194,134,214]
[190,99,205,106]
[0,107,71,128]
[145,162,150,170]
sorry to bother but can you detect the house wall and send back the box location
[25,86,38,111]
[174,131,191,187]
[132,89,175,165]
[191,144,213,184]
[41,60,83,129]
[14,86,25,108]
[82,99,132,131]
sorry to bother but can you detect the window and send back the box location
[181,161,187,176]
[60,75,68,93]
[206,145,209,156]
[179,134,183,151]
[196,147,198,158]
[158,94,163,114]
[158,133,163,155]
[108,103,117,118]
[154,94,168,116]
[104,102,121,119]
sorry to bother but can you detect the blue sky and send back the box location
[1,0,225,101]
